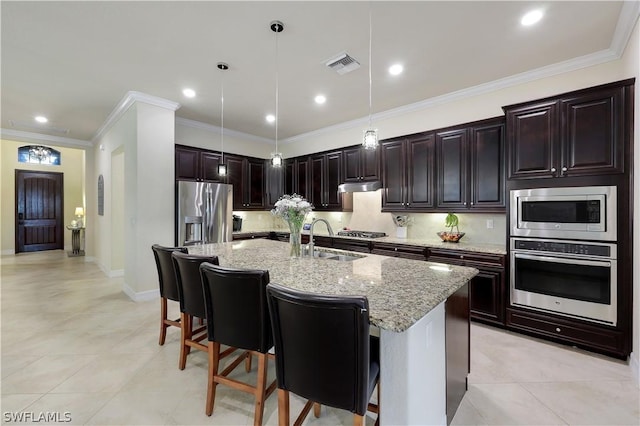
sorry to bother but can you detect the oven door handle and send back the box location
[513,252,611,267]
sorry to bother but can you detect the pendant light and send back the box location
[217,62,229,176]
[270,20,284,168]
[362,4,378,150]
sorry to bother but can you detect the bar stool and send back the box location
[266,283,380,426]
[172,251,237,370]
[199,263,277,426]
[151,244,187,345]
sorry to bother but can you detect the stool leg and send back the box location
[353,414,365,426]
[159,297,168,345]
[278,389,289,426]
[245,352,252,372]
[179,312,191,370]
[253,353,268,426]
[206,341,221,416]
[313,403,321,418]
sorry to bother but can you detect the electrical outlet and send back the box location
[486,219,494,229]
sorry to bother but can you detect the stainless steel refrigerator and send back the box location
[176,181,233,246]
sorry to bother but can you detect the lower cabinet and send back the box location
[371,242,427,260]
[506,307,627,359]
[428,248,506,326]
[445,282,470,425]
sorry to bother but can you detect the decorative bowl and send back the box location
[437,231,465,243]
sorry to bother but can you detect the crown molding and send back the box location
[176,117,274,145]
[0,128,92,148]
[92,91,181,143]
[611,1,640,57]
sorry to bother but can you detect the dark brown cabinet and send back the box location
[381,134,435,211]
[175,145,225,182]
[265,161,284,208]
[505,83,626,179]
[371,242,426,260]
[343,145,380,182]
[436,117,505,212]
[226,155,265,210]
[284,157,310,200]
[310,151,343,210]
[428,248,506,326]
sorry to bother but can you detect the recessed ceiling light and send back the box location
[521,10,543,26]
[34,116,48,123]
[182,88,196,98]
[389,64,404,76]
[266,114,276,123]
[314,95,326,104]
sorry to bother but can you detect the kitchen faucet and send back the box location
[308,218,334,255]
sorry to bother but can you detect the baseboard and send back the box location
[1,249,15,255]
[109,269,124,278]
[630,351,640,388]
[122,282,159,302]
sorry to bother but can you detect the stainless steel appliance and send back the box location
[176,181,233,245]
[510,185,617,241]
[510,237,617,325]
[336,230,386,238]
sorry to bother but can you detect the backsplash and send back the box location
[235,190,506,245]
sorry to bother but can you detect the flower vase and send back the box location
[288,222,303,258]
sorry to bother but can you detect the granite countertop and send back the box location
[236,228,506,255]
[188,239,478,333]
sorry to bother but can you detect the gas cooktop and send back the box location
[336,230,387,238]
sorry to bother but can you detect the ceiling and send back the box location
[1,1,635,146]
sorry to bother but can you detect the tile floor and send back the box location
[1,250,638,425]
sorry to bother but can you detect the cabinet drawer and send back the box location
[506,308,625,358]
[428,248,505,268]
[371,242,426,260]
[333,239,371,253]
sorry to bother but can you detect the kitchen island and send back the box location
[189,239,479,425]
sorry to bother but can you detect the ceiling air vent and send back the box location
[325,53,360,75]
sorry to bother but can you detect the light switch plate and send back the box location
[486,219,494,229]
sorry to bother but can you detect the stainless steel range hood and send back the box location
[337,181,382,193]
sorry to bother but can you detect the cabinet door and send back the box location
[175,146,200,181]
[247,159,265,209]
[310,155,326,209]
[284,160,295,195]
[436,128,468,209]
[296,158,310,199]
[226,156,246,210]
[407,134,435,209]
[470,120,505,210]
[469,269,504,325]
[201,152,225,182]
[361,147,380,181]
[265,160,284,208]
[561,86,625,176]
[325,151,343,210]
[506,100,559,179]
[381,139,407,210]
[343,147,362,182]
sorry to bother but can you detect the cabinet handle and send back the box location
[407,202,410,206]
[463,202,467,206]
[551,167,557,173]
[555,327,561,333]
[562,166,567,172]
[394,247,398,251]
[460,255,464,259]
[470,202,474,205]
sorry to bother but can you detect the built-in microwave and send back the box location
[510,186,617,241]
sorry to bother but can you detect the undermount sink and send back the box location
[312,250,364,262]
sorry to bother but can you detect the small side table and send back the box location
[66,226,85,257]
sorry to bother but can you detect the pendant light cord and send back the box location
[220,68,224,163]
[368,3,373,129]
[275,24,279,154]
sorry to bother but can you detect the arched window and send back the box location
[18,145,61,165]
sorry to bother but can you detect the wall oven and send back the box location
[510,185,617,241]
[510,238,617,326]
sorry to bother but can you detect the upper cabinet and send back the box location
[504,81,630,180]
[284,157,310,200]
[310,151,343,210]
[265,161,284,208]
[175,145,225,182]
[381,133,435,211]
[226,154,265,210]
[343,146,380,182]
[435,117,505,212]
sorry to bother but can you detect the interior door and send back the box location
[15,170,64,253]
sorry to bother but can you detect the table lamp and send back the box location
[75,207,84,227]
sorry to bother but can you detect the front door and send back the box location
[15,170,64,253]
